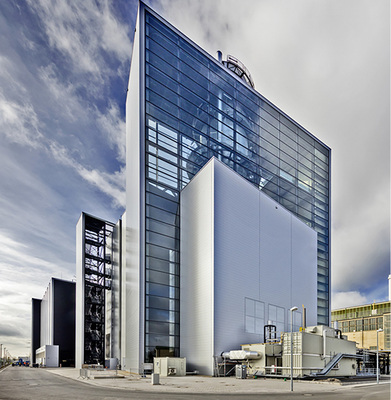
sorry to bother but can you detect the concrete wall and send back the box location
[181,158,318,375]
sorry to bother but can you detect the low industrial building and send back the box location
[31,278,75,367]
[35,345,59,368]
[332,300,390,352]
[331,278,391,375]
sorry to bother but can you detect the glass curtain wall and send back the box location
[143,11,330,361]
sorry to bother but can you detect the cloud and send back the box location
[331,193,390,294]
[48,141,126,208]
[157,0,390,303]
[38,65,86,123]
[331,291,369,310]
[0,69,126,210]
[0,96,125,209]
[0,325,24,339]
[96,101,126,163]
[26,0,131,78]
[0,0,133,358]
[0,229,76,356]
[0,93,44,148]
[0,233,65,275]
[0,232,71,287]
[0,241,63,357]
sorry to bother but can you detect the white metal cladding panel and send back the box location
[213,159,262,353]
[212,159,317,340]
[291,218,318,326]
[180,161,214,376]
[111,219,122,360]
[259,193,292,329]
[40,280,52,348]
[75,214,84,368]
[45,345,59,368]
[180,158,318,374]
[123,4,144,373]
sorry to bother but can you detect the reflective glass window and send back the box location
[144,10,331,360]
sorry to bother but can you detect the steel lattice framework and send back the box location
[83,215,114,365]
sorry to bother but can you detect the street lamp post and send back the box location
[377,328,383,384]
[290,306,298,392]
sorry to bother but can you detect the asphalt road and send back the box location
[0,366,389,400]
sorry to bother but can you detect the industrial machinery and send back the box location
[153,357,186,377]
[221,326,358,378]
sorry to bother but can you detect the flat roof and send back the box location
[332,300,391,313]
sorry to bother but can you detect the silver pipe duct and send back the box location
[221,350,261,360]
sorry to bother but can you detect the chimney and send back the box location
[217,50,223,63]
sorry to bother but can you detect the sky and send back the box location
[0,0,389,358]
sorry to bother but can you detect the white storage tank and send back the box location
[153,357,186,377]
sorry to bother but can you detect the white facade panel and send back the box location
[40,285,49,347]
[75,214,84,368]
[259,195,291,329]
[213,160,262,354]
[259,196,293,336]
[45,344,59,368]
[40,278,53,348]
[110,218,122,360]
[180,158,318,374]
[291,218,318,327]
[36,344,59,368]
[180,161,214,375]
[123,4,145,373]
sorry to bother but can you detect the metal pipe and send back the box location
[217,50,222,63]
[377,328,383,384]
[290,306,298,392]
[221,350,261,360]
[323,328,327,360]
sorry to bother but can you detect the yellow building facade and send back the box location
[331,301,390,351]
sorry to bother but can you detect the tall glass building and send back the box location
[124,2,330,370]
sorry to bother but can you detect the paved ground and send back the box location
[1,365,389,399]
[46,367,390,395]
[0,367,390,400]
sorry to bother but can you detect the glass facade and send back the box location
[143,11,330,361]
